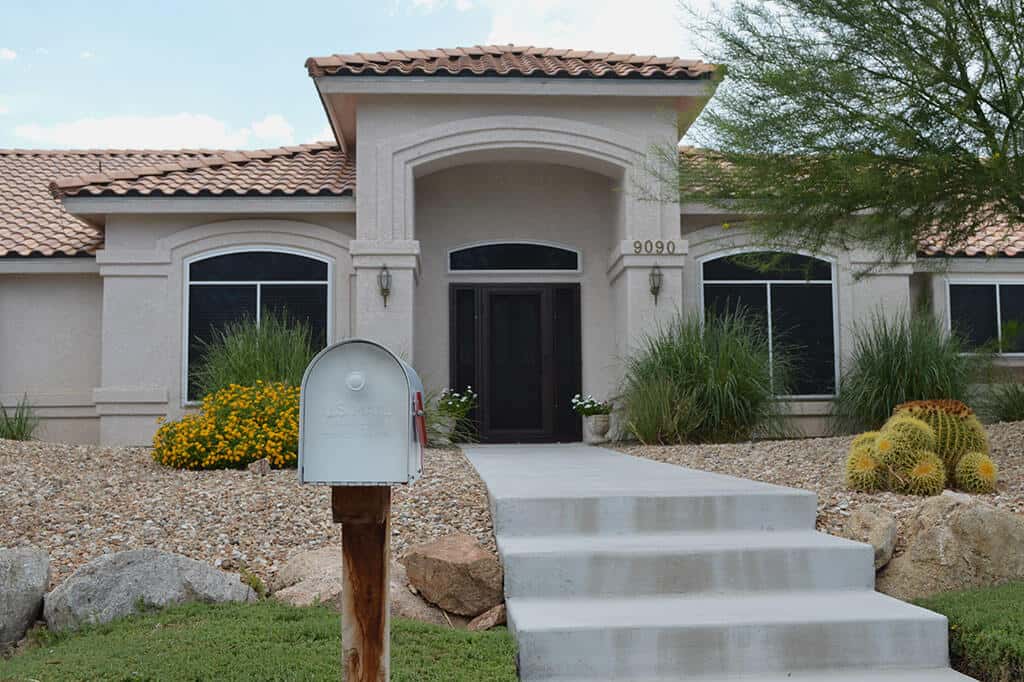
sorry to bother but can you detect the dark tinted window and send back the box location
[771,284,836,395]
[703,284,768,326]
[450,243,578,271]
[190,251,327,282]
[999,285,1024,353]
[187,285,256,399]
[950,284,998,351]
[262,284,329,350]
[703,252,832,281]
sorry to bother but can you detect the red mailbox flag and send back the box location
[414,392,428,449]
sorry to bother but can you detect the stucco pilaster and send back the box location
[350,240,420,362]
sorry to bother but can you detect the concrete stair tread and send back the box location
[499,529,868,556]
[537,670,974,681]
[508,590,946,631]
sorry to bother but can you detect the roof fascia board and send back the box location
[315,75,710,97]
[63,195,356,215]
[0,257,99,274]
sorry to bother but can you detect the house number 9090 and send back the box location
[633,240,676,255]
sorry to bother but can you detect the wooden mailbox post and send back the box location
[299,339,426,682]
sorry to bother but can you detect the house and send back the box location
[2,45,1022,446]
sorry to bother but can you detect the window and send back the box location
[949,282,1024,353]
[185,250,330,400]
[702,251,837,396]
[449,242,579,272]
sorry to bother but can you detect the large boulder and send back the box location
[0,547,50,646]
[403,534,503,617]
[271,546,467,628]
[841,505,897,570]
[44,549,256,631]
[877,491,1024,601]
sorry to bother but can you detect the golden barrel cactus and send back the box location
[846,442,884,492]
[955,451,999,493]
[893,400,989,475]
[875,415,935,471]
[893,451,946,497]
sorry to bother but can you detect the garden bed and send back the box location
[0,441,494,587]
[618,420,1024,540]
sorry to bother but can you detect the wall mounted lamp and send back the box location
[378,265,392,308]
[649,264,663,304]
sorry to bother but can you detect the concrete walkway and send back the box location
[464,444,973,681]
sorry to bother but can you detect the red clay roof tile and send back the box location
[306,44,716,80]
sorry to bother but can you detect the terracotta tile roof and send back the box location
[307,45,715,80]
[918,218,1024,257]
[1,149,214,256]
[1,143,352,257]
[51,142,353,198]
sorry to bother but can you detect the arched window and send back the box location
[185,249,330,400]
[701,251,837,396]
[449,242,579,272]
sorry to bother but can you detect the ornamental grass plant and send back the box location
[832,310,985,433]
[190,311,317,399]
[0,394,39,441]
[152,382,299,470]
[621,310,790,444]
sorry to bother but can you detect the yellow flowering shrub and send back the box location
[153,381,300,470]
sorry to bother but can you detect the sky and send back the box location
[0,0,717,150]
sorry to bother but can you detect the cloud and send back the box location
[316,124,335,142]
[80,51,94,59]
[0,48,16,61]
[0,104,8,115]
[13,113,297,149]
[409,0,473,11]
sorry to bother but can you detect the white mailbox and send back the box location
[299,338,425,486]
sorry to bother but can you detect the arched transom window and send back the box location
[185,249,330,401]
[449,242,580,272]
[701,251,837,397]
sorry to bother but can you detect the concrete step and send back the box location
[509,591,950,680]
[499,530,875,598]
[536,669,975,681]
[492,490,817,536]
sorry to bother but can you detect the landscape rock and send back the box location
[840,504,897,570]
[467,603,506,631]
[877,491,1024,601]
[43,549,256,631]
[247,458,271,476]
[0,547,50,646]
[403,534,504,617]
[271,546,467,628]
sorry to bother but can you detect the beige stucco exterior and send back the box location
[7,82,1007,445]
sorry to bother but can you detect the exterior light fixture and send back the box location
[378,265,392,308]
[649,264,663,304]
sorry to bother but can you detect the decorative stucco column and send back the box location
[607,239,688,358]
[350,240,420,363]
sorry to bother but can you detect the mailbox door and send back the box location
[300,342,410,484]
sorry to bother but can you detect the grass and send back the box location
[0,601,517,682]
[191,310,317,399]
[832,309,986,433]
[0,394,39,441]
[620,310,791,444]
[918,582,1024,682]
[977,380,1024,424]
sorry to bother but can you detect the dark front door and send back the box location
[450,283,582,443]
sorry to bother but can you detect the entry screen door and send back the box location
[450,284,581,443]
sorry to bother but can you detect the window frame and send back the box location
[697,248,841,399]
[945,277,1024,357]
[446,240,582,275]
[182,246,333,406]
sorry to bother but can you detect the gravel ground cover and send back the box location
[0,442,494,587]
[619,420,1024,542]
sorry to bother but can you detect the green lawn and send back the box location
[0,601,517,682]
[918,582,1024,682]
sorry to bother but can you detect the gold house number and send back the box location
[633,240,677,255]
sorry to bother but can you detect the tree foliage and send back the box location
[677,0,1024,261]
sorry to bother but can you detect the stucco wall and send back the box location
[95,213,356,446]
[0,272,102,443]
[413,162,619,400]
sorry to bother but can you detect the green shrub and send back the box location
[191,310,317,398]
[978,381,1024,424]
[425,387,479,446]
[918,582,1024,682]
[621,311,790,444]
[833,310,985,433]
[0,394,40,441]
